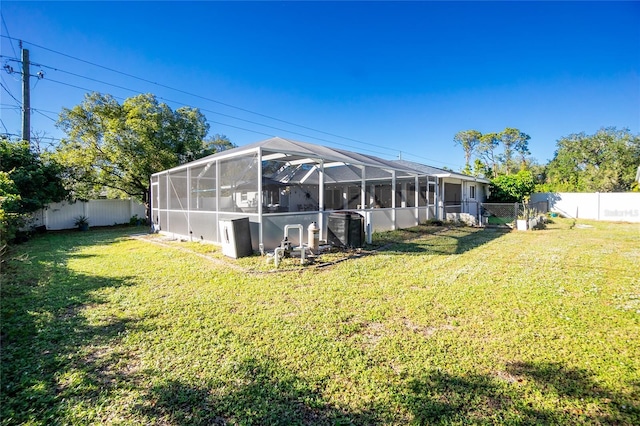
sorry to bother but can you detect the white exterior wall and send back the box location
[439,177,488,223]
[30,199,146,230]
[531,192,640,223]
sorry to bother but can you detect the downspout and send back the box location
[438,178,443,220]
[319,160,325,241]
[166,173,170,231]
[258,149,263,251]
[360,165,366,210]
[187,167,191,240]
[215,161,220,243]
[391,170,396,230]
[415,175,419,226]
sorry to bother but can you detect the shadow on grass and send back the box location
[505,361,639,423]
[399,370,518,424]
[373,226,510,256]
[133,356,376,425]
[0,227,141,424]
[129,356,639,425]
[398,362,639,425]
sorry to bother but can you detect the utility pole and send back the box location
[21,46,30,144]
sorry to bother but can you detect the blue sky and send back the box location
[1,1,638,170]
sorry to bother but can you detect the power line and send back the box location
[1,35,402,154]
[31,135,61,141]
[0,74,20,107]
[7,59,460,165]
[45,77,109,96]
[26,60,142,95]
[32,108,57,123]
[0,103,21,111]
[0,132,21,138]
[0,118,10,134]
[26,60,399,157]
[32,107,59,115]
[41,75,394,157]
[44,73,394,157]
[0,81,21,105]
[0,13,18,58]
[0,35,463,168]
[208,120,275,139]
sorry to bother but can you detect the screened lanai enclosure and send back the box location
[151,137,442,251]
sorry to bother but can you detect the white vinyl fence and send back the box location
[531,192,640,223]
[29,199,146,230]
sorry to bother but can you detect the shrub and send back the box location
[488,170,535,202]
[129,214,148,226]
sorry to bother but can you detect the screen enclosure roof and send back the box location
[153,137,436,182]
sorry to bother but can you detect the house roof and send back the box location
[393,159,491,184]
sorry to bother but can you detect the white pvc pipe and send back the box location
[284,224,303,247]
[274,247,284,268]
[283,224,305,265]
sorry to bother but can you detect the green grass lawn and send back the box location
[1,219,639,425]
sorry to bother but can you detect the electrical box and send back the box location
[219,217,253,258]
[327,212,364,248]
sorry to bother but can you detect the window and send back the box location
[469,185,476,199]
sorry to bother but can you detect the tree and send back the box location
[477,132,500,178]
[54,92,230,215]
[0,137,67,212]
[544,127,640,192]
[471,158,490,178]
[513,131,531,169]
[453,130,482,175]
[200,134,235,159]
[0,171,20,248]
[0,136,67,245]
[487,169,536,203]
[499,127,530,174]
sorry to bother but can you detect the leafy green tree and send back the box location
[527,161,550,192]
[499,127,530,174]
[477,132,500,177]
[487,169,536,202]
[513,131,531,169]
[470,158,491,178]
[544,127,640,192]
[453,130,482,174]
[0,137,67,212]
[0,171,20,249]
[54,92,230,212]
[200,134,235,158]
[0,172,20,211]
[0,137,67,246]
